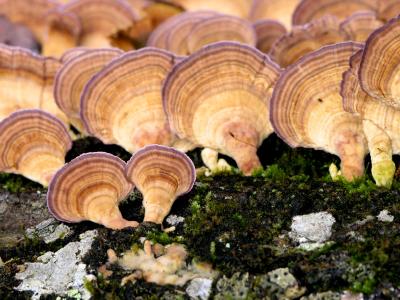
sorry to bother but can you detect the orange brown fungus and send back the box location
[163,41,281,175]
[269,16,345,68]
[47,152,138,230]
[54,48,123,132]
[339,11,383,42]
[378,0,400,22]
[253,19,287,54]
[270,42,367,181]
[0,45,68,124]
[125,145,195,224]
[81,47,179,153]
[249,0,300,30]
[167,0,252,18]
[359,15,400,108]
[292,0,379,26]
[0,109,72,186]
[58,0,138,48]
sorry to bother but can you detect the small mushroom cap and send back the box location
[269,16,345,67]
[249,0,300,30]
[0,109,72,186]
[54,48,123,132]
[292,0,378,26]
[168,0,252,18]
[270,42,367,180]
[47,152,137,229]
[253,19,287,54]
[81,47,179,152]
[359,16,400,108]
[126,145,195,224]
[60,0,138,47]
[163,41,281,175]
[0,45,68,124]
[147,11,218,54]
[185,15,257,54]
[60,47,91,62]
[339,11,383,42]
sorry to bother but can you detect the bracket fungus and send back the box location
[54,48,123,133]
[163,41,281,175]
[81,47,180,153]
[0,45,68,124]
[47,152,138,230]
[339,11,383,42]
[269,16,345,68]
[253,19,287,54]
[126,145,195,224]
[342,55,398,188]
[0,109,72,186]
[270,42,367,181]
[58,0,138,48]
[249,0,300,30]
[292,0,379,26]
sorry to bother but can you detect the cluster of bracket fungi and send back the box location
[0,0,400,230]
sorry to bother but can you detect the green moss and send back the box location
[0,173,41,193]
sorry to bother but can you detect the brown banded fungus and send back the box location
[163,41,281,175]
[147,11,218,55]
[58,0,138,48]
[253,19,287,54]
[167,0,252,18]
[249,0,300,30]
[125,145,195,224]
[0,109,72,186]
[341,17,400,187]
[0,45,68,124]
[378,0,400,22]
[54,48,123,132]
[339,11,383,42]
[80,47,179,153]
[47,152,138,229]
[269,16,345,68]
[292,0,379,26]
[270,42,367,181]
[185,14,256,54]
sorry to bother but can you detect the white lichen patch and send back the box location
[289,212,335,248]
[267,268,306,299]
[377,210,394,222]
[26,218,72,244]
[166,215,185,226]
[186,278,213,300]
[15,230,97,300]
[115,241,217,287]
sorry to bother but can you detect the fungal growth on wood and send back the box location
[81,47,181,153]
[270,42,367,181]
[125,145,196,224]
[0,109,72,186]
[163,41,281,175]
[47,152,138,229]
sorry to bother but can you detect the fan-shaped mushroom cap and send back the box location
[59,47,90,63]
[292,0,378,25]
[253,19,287,54]
[41,8,81,57]
[249,0,300,30]
[163,41,281,175]
[270,42,367,180]
[168,0,251,18]
[54,48,123,132]
[47,152,138,229]
[0,109,72,186]
[341,50,398,187]
[269,16,346,68]
[339,11,383,42]
[185,15,256,54]
[0,45,68,124]
[147,11,218,54]
[59,0,138,48]
[359,16,400,108]
[126,145,195,224]
[81,47,179,152]
[378,0,400,22]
